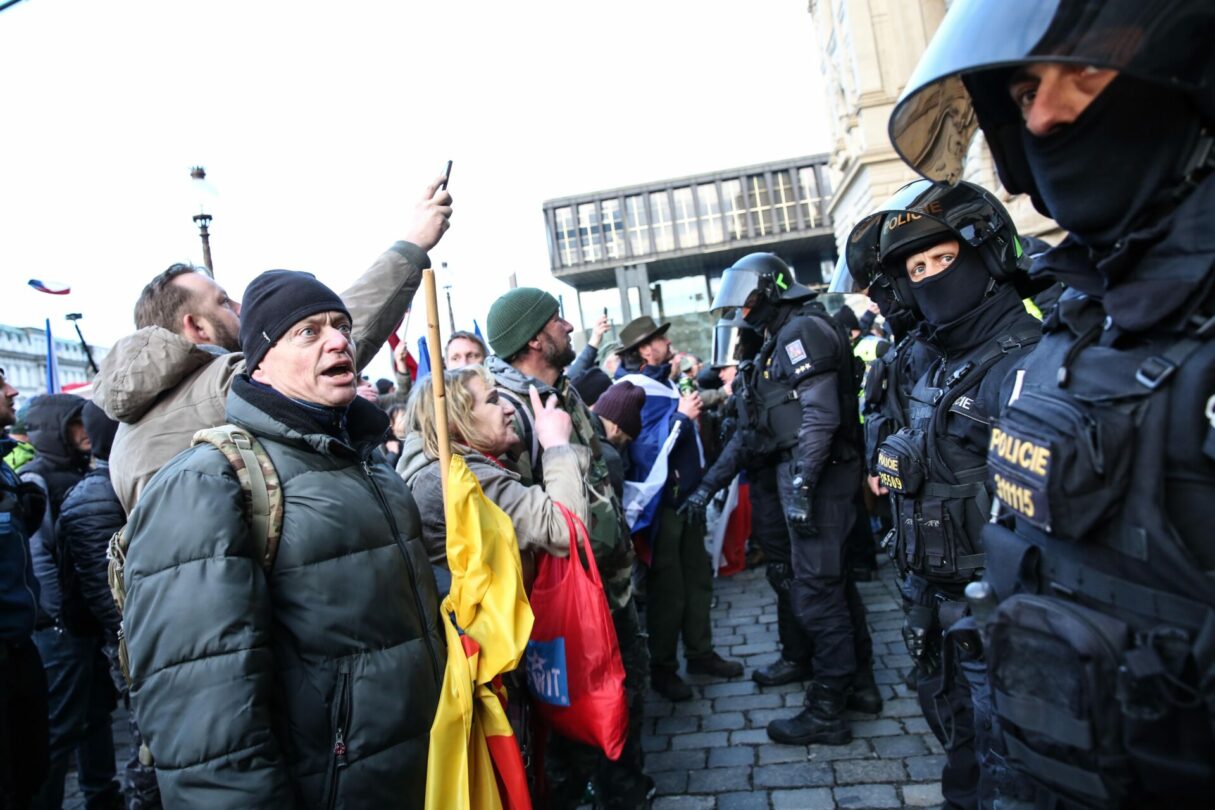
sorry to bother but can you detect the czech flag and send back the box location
[28,279,70,295]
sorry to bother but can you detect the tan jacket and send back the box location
[93,242,427,513]
[398,435,589,567]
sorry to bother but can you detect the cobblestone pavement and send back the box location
[68,559,941,809]
[638,559,945,810]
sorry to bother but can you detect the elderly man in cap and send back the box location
[485,288,653,809]
[616,316,743,702]
[120,270,443,807]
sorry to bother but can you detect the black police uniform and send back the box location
[755,300,872,695]
[885,0,1215,804]
[978,175,1215,807]
[878,283,1040,808]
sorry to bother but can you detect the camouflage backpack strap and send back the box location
[191,424,283,571]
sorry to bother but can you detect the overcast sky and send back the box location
[0,0,831,379]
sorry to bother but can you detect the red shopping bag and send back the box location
[524,503,628,760]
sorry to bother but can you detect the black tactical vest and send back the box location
[981,304,1215,806]
[876,324,1040,586]
[737,301,860,459]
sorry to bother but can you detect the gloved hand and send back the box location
[784,474,813,534]
[902,605,939,670]
[678,485,713,523]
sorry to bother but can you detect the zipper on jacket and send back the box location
[361,462,442,682]
[325,669,352,810]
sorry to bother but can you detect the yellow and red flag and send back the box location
[426,455,534,810]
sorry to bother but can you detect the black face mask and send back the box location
[907,247,991,327]
[1022,73,1201,250]
[868,280,918,341]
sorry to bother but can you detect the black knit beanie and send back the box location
[573,368,613,407]
[239,270,351,372]
[81,401,119,461]
[592,380,646,440]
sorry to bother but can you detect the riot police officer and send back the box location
[690,305,885,710]
[692,252,876,745]
[847,179,1042,808]
[887,1,1215,805]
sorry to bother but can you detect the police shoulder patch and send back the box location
[785,339,807,364]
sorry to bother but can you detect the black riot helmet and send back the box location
[846,179,1021,294]
[888,0,1215,240]
[710,309,761,369]
[711,252,814,328]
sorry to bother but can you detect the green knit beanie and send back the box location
[486,288,559,358]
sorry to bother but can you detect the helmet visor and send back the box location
[711,311,758,367]
[890,0,1215,182]
[711,267,761,314]
[827,255,865,294]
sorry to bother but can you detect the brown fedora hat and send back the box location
[618,315,671,352]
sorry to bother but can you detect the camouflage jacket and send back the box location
[487,356,634,610]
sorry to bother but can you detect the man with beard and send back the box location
[887,1,1215,804]
[485,288,653,809]
[93,177,453,513]
[847,180,1043,808]
[614,316,743,703]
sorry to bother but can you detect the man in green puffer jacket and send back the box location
[122,271,444,808]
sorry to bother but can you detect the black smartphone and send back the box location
[439,160,453,190]
[603,307,609,320]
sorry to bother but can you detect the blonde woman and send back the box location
[397,365,588,588]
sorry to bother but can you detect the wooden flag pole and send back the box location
[422,268,451,499]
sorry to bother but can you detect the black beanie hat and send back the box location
[573,368,613,407]
[592,380,646,440]
[239,270,351,372]
[81,401,119,461]
[834,306,861,333]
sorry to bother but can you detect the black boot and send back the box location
[650,668,693,702]
[766,680,851,745]
[752,657,813,687]
[846,667,883,714]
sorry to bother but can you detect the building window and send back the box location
[600,199,625,260]
[672,187,699,249]
[649,191,674,252]
[554,206,578,266]
[799,167,822,227]
[651,274,712,319]
[625,195,650,256]
[721,178,746,240]
[696,184,724,244]
[578,202,603,263]
[748,175,774,237]
[773,170,798,232]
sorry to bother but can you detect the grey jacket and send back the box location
[397,434,589,567]
[94,241,428,513]
[122,378,443,808]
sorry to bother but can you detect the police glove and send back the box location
[902,605,938,667]
[679,485,713,523]
[784,474,813,534]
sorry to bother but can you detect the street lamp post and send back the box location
[442,262,456,333]
[190,166,216,278]
[64,313,98,375]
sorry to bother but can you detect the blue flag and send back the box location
[44,319,61,394]
[416,335,431,380]
[473,319,484,341]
